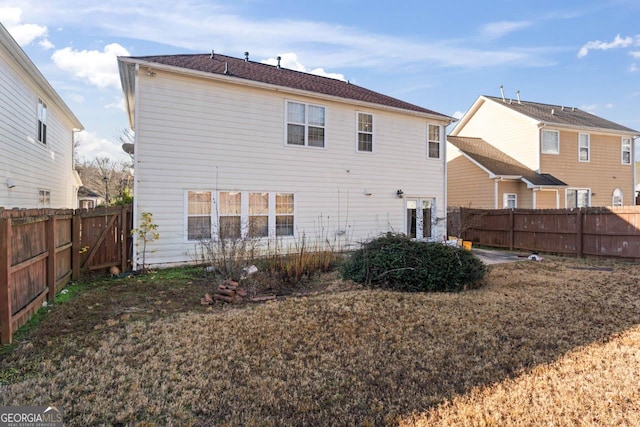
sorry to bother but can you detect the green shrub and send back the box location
[341,233,486,292]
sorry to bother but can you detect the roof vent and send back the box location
[244,51,249,62]
[551,109,555,115]
[572,107,576,112]
[210,50,214,59]
[500,85,506,101]
[516,90,521,104]
[561,106,564,111]
[224,62,229,75]
[277,56,281,69]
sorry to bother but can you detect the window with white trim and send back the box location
[621,137,632,164]
[503,193,517,209]
[578,133,590,162]
[541,129,559,154]
[187,191,212,240]
[276,193,295,236]
[612,188,623,207]
[357,112,373,152]
[566,188,590,208]
[286,101,325,147]
[37,99,47,144]
[427,124,441,159]
[249,192,269,237]
[219,192,242,239]
[38,190,50,208]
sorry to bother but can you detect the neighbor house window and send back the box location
[248,192,269,237]
[357,112,373,152]
[578,133,590,162]
[276,193,294,236]
[541,129,559,154]
[187,191,212,240]
[286,101,325,147]
[503,193,517,209]
[80,200,94,209]
[37,99,47,144]
[612,188,623,207]
[622,137,632,164]
[566,188,590,208]
[38,190,50,208]
[219,192,241,239]
[427,124,441,159]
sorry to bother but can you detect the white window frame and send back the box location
[621,137,632,165]
[285,100,326,148]
[541,129,559,155]
[503,193,517,209]
[612,188,623,207]
[38,189,51,208]
[186,190,213,241]
[356,112,374,153]
[578,133,590,162]
[427,124,441,159]
[37,98,47,145]
[566,188,590,208]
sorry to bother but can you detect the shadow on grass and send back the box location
[1,257,639,426]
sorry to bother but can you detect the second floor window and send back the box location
[541,129,559,154]
[37,99,47,144]
[286,101,325,148]
[357,112,373,152]
[503,193,517,209]
[622,137,631,164]
[578,133,590,162]
[427,124,441,159]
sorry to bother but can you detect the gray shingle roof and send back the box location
[448,136,566,186]
[485,96,638,134]
[129,52,451,118]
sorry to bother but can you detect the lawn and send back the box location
[1,255,639,426]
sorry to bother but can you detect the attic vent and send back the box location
[210,50,214,59]
[561,106,564,111]
[516,90,521,104]
[572,107,576,112]
[500,85,506,101]
[244,51,249,62]
[551,109,555,115]
[224,62,229,75]
[277,56,281,69]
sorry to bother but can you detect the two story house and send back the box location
[118,52,453,268]
[0,23,83,209]
[447,95,639,209]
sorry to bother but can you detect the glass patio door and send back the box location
[406,198,433,239]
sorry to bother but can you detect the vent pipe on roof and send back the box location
[211,50,214,59]
[561,106,564,111]
[500,85,505,101]
[277,56,281,69]
[224,62,229,75]
[244,51,249,62]
[516,90,521,104]
[551,109,555,115]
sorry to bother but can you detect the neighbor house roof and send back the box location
[118,52,452,127]
[448,136,567,187]
[484,95,638,134]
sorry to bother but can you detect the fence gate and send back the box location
[73,205,132,278]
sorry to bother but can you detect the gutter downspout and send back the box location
[132,63,140,271]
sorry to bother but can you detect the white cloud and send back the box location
[577,34,636,58]
[106,96,127,112]
[75,130,131,163]
[481,21,532,40]
[261,53,346,80]
[0,6,51,46]
[605,103,613,109]
[452,111,465,120]
[630,51,640,59]
[580,104,598,112]
[67,93,85,103]
[631,63,638,73]
[51,43,130,89]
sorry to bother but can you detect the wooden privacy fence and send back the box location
[0,205,132,344]
[448,206,640,260]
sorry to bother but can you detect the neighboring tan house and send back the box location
[0,23,83,209]
[77,186,105,209]
[118,52,453,268]
[448,95,639,209]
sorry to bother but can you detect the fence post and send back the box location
[120,205,127,273]
[576,208,583,258]
[47,215,57,302]
[72,210,81,280]
[0,218,13,344]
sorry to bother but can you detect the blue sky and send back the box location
[1,0,639,162]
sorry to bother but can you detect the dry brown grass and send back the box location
[1,256,639,426]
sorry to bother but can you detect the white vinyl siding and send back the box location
[542,129,559,154]
[621,137,631,164]
[578,133,589,162]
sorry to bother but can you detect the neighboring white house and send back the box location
[118,52,453,268]
[0,23,83,210]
